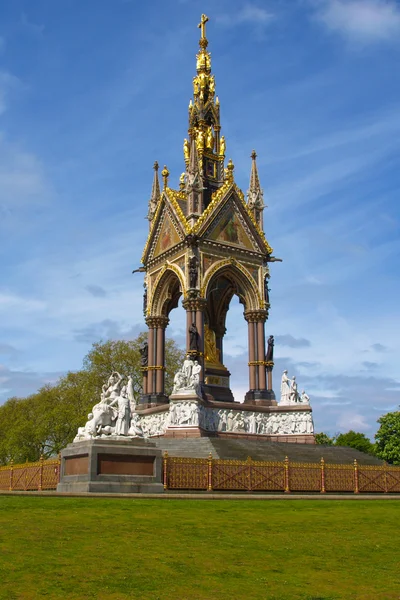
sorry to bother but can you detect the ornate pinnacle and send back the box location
[147,160,161,221]
[161,165,169,189]
[247,149,265,212]
[226,158,235,182]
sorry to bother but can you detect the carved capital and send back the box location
[146,316,170,329]
[244,310,268,323]
[182,298,207,312]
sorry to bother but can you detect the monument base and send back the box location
[138,393,169,408]
[244,389,277,406]
[57,438,164,494]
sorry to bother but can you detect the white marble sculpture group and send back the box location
[279,370,310,406]
[73,364,314,443]
[172,355,202,395]
[74,371,141,442]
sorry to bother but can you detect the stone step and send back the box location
[151,437,382,465]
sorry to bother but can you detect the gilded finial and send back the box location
[215,95,220,106]
[226,158,234,182]
[161,165,169,189]
[198,14,209,45]
[179,172,186,190]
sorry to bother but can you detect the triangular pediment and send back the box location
[195,189,270,254]
[142,192,187,264]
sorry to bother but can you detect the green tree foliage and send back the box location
[375,409,400,465]
[334,430,376,455]
[315,432,334,445]
[0,334,184,465]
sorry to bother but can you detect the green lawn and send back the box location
[0,497,399,600]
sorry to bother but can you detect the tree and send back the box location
[82,334,184,401]
[375,410,400,465]
[315,432,334,445]
[334,430,376,455]
[0,333,185,464]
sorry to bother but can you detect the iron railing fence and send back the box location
[1,453,399,494]
[162,454,400,494]
[0,456,60,491]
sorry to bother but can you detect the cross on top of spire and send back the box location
[198,14,209,40]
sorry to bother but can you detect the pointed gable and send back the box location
[142,191,188,264]
[194,187,272,255]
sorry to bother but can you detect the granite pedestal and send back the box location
[57,438,164,494]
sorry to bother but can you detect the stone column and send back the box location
[155,316,169,394]
[257,320,267,390]
[146,323,155,395]
[246,317,257,390]
[195,307,205,382]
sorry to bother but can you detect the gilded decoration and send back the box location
[153,212,181,257]
[150,263,187,315]
[208,204,255,251]
[204,324,222,366]
[200,258,262,308]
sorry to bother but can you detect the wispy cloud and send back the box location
[313,0,400,43]
[275,334,311,348]
[85,284,107,298]
[216,4,273,28]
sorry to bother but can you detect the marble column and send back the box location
[257,320,267,390]
[147,325,155,395]
[247,317,257,390]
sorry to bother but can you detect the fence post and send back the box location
[384,462,388,494]
[9,460,14,491]
[163,452,168,490]
[207,453,213,492]
[320,458,326,493]
[284,456,290,493]
[354,459,359,494]
[247,456,252,492]
[38,455,44,492]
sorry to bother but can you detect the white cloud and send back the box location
[337,411,370,431]
[314,0,400,43]
[217,4,273,27]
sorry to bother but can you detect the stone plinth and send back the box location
[57,438,164,494]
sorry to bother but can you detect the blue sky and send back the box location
[1,0,399,437]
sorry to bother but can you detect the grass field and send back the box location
[0,497,399,600]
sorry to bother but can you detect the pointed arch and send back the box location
[149,265,186,317]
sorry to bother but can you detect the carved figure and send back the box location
[190,360,202,389]
[110,387,131,436]
[264,278,270,304]
[289,377,299,403]
[183,138,190,162]
[209,75,215,95]
[220,135,226,156]
[193,78,200,96]
[143,285,147,316]
[300,390,310,404]
[196,128,205,151]
[206,126,214,150]
[129,413,144,438]
[189,255,198,288]
[265,335,274,362]
[140,341,148,367]
[189,323,199,351]
[280,370,290,404]
[183,355,194,381]
[103,372,123,402]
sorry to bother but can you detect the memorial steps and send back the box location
[152,437,383,465]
